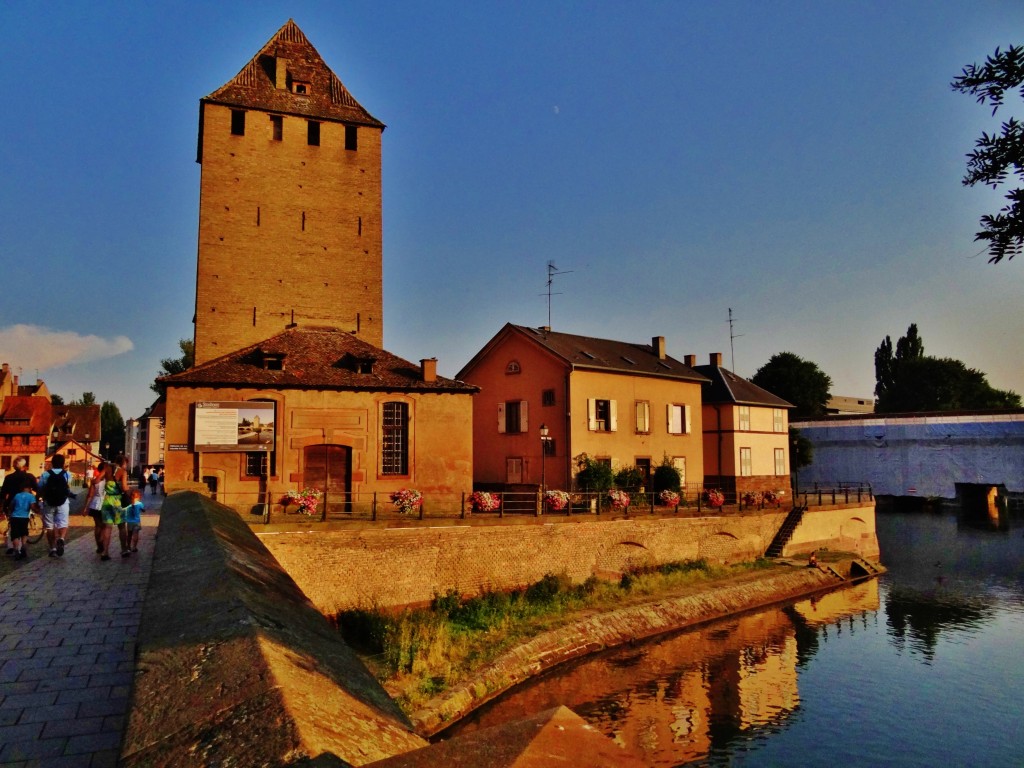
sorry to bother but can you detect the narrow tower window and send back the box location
[307,121,320,146]
[357,216,362,236]
[345,125,358,151]
[256,206,261,226]
[231,110,246,136]
[270,115,282,141]
[301,211,306,231]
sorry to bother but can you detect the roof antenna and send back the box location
[728,308,744,372]
[541,261,573,329]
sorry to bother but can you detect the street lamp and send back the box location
[791,436,799,496]
[539,423,549,493]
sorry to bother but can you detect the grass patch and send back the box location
[336,558,781,713]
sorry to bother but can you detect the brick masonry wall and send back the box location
[195,103,383,364]
[259,504,877,613]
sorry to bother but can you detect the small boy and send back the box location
[9,481,38,560]
[121,489,144,555]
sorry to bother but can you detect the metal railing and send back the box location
[795,482,874,507]
[200,484,813,525]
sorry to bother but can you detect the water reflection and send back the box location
[885,588,993,661]
[445,581,880,766]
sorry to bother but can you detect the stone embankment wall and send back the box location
[256,502,877,612]
[121,492,426,767]
[408,567,842,736]
[784,504,880,560]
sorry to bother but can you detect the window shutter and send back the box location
[520,400,528,432]
[666,404,674,433]
[684,405,692,434]
[497,402,506,434]
[588,399,597,430]
[609,400,618,432]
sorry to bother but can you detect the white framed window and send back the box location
[588,399,617,432]
[634,401,650,433]
[667,404,691,435]
[773,408,785,433]
[738,406,751,432]
[740,447,752,476]
[775,447,786,476]
[497,400,528,434]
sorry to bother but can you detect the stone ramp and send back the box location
[0,497,162,766]
[366,706,647,767]
[120,492,426,767]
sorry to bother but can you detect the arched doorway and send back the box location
[303,444,352,516]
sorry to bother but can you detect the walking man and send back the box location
[1,458,37,555]
[39,455,74,558]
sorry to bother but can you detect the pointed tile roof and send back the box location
[161,326,476,394]
[692,363,794,408]
[0,396,51,435]
[203,19,384,128]
[50,405,101,444]
[458,324,709,385]
[365,706,647,767]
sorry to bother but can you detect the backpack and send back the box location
[42,469,70,507]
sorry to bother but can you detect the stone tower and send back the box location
[193,20,385,365]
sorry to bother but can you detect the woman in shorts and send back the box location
[83,461,107,554]
[98,457,129,561]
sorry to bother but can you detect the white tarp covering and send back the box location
[792,414,1024,498]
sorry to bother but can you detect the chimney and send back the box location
[710,352,722,367]
[652,336,666,360]
[684,354,696,367]
[421,358,437,383]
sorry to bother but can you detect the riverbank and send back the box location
[363,555,881,737]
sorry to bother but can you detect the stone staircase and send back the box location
[765,505,807,558]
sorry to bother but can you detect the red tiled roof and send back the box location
[458,324,709,385]
[692,364,794,408]
[51,405,101,443]
[203,19,384,129]
[162,327,476,394]
[0,396,51,435]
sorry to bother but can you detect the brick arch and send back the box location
[698,531,740,563]
[594,541,654,576]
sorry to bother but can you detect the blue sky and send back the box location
[2,1,1023,419]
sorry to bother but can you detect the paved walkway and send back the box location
[0,494,161,767]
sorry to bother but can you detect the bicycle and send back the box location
[0,511,45,544]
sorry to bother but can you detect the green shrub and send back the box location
[614,465,645,490]
[336,607,396,655]
[652,458,682,493]
[574,454,614,492]
[525,572,572,605]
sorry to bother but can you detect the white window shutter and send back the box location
[685,405,692,434]
[667,403,674,433]
[609,400,618,432]
[588,399,597,430]
[497,402,506,433]
[520,400,528,432]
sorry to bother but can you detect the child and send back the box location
[121,489,144,555]
[9,480,38,560]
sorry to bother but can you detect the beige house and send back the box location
[162,328,474,512]
[690,353,793,500]
[457,325,708,492]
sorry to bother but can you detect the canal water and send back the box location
[443,510,1024,766]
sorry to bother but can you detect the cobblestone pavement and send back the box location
[0,493,161,767]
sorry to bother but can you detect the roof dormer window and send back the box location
[259,351,286,371]
[293,82,309,94]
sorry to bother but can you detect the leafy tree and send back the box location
[790,427,813,471]
[100,401,125,458]
[874,323,925,409]
[750,352,832,419]
[875,324,1020,412]
[50,394,64,406]
[68,392,97,407]
[573,454,614,492]
[951,45,1024,263]
[151,338,195,395]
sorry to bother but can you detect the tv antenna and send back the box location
[728,307,744,372]
[542,261,573,328]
